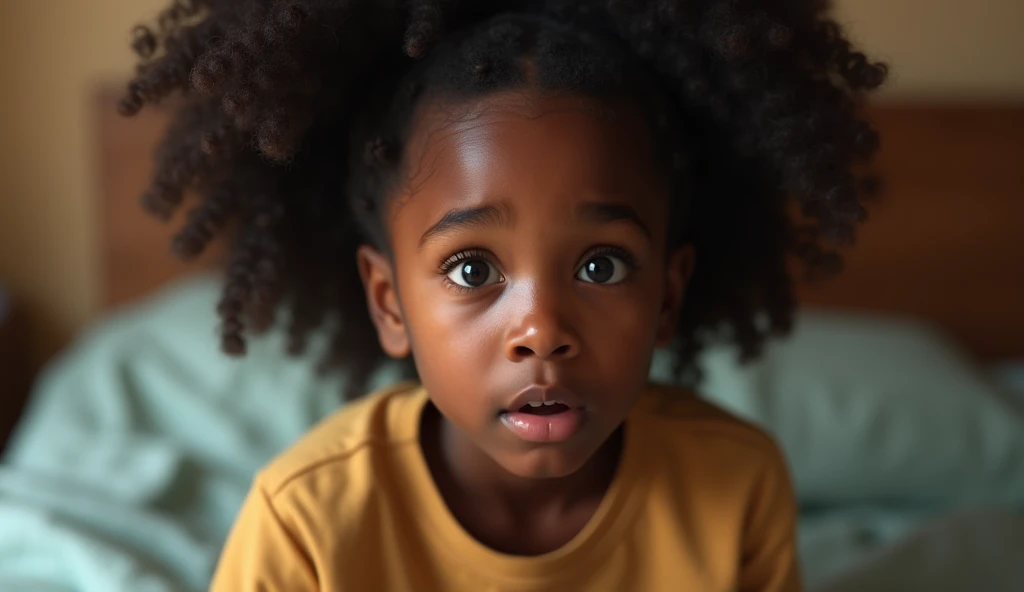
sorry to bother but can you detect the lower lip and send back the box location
[499,408,584,443]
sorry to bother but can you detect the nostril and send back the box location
[514,345,534,358]
[552,344,571,356]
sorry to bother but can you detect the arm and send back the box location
[738,446,803,592]
[211,483,320,591]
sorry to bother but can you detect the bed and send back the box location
[0,92,1021,591]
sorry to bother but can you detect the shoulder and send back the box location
[636,382,783,455]
[631,383,797,529]
[217,381,427,575]
[630,383,790,493]
[631,385,800,586]
[257,380,425,498]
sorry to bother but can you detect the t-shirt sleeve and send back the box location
[738,444,803,592]
[210,482,320,591]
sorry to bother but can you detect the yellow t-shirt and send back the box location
[211,382,802,591]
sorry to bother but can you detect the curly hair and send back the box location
[123,0,886,397]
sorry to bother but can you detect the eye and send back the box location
[446,259,501,288]
[576,254,630,284]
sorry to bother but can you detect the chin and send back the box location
[497,446,593,480]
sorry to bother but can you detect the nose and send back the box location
[504,294,581,363]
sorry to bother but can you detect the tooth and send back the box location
[543,401,556,406]
[528,401,543,407]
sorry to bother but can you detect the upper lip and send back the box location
[502,385,585,413]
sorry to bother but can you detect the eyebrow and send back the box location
[418,204,513,248]
[575,201,652,240]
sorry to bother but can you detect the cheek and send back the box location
[400,281,506,383]
[582,264,665,331]
[400,288,513,432]
[581,286,662,368]
[426,304,503,363]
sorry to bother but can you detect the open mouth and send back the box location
[517,401,572,416]
[499,389,585,443]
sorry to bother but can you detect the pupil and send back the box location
[586,256,614,283]
[461,261,487,286]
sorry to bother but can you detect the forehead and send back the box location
[388,90,669,235]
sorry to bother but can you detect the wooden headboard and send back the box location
[795,105,1024,359]
[96,90,1024,359]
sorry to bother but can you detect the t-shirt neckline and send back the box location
[396,386,649,584]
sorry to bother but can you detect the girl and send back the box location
[122,1,885,590]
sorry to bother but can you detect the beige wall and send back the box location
[840,0,1024,100]
[0,0,1022,370]
[0,0,167,369]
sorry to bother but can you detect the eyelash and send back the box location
[437,248,495,275]
[581,245,639,272]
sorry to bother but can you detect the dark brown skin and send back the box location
[358,90,692,555]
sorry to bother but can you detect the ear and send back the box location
[655,245,695,348]
[357,245,411,358]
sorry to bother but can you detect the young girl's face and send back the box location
[360,90,691,479]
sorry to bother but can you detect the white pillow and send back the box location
[653,310,1024,507]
